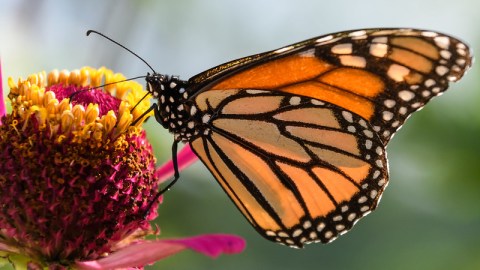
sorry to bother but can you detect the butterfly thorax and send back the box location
[146,73,203,142]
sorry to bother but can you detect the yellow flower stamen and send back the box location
[7,67,153,147]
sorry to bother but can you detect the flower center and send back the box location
[48,84,121,116]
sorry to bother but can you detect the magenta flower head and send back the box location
[0,65,245,269]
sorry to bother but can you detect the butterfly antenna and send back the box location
[86,30,157,73]
[131,92,151,113]
[68,75,146,102]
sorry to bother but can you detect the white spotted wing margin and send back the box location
[189,29,473,145]
[311,29,473,143]
[188,89,389,248]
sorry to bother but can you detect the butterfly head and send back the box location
[145,73,197,140]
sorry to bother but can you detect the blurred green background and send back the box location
[1,1,479,269]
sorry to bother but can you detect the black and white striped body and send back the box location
[146,73,202,142]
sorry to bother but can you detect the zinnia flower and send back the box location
[0,65,245,270]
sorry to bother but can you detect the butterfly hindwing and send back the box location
[189,89,388,247]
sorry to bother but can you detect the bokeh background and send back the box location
[1,1,479,269]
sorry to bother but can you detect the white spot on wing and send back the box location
[456,58,466,66]
[425,79,436,87]
[339,55,367,68]
[378,178,386,186]
[358,119,368,128]
[436,66,449,76]
[190,106,197,115]
[360,206,370,212]
[358,196,368,203]
[317,222,325,232]
[349,30,367,37]
[365,140,372,149]
[369,43,389,57]
[289,96,301,105]
[440,50,452,60]
[331,43,353,54]
[399,90,415,101]
[311,99,324,105]
[372,37,388,43]
[303,221,312,229]
[422,31,438,37]
[434,36,450,49]
[266,231,276,237]
[387,64,410,82]
[246,89,269,94]
[363,129,374,138]
[384,99,396,108]
[316,35,334,43]
[399,107,408,115]
[202,114,211,123]
[382,111,394,121]
[293,229,303,238]
[342,111,353,122]
[432,87,441,93]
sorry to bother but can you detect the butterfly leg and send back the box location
[143,140,180,218]
[131,103,157,126]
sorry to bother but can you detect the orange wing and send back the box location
[190,28,472,144]
[185,29,472,247]
[189,89,388,247]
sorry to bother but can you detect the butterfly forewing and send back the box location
[190,28,472,144]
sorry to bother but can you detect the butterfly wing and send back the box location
[189,89,388,247]
[189,28,472,144]
[186,28,472,247]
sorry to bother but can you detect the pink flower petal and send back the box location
[163,234,246,257]
[0,60,6,123]
[155,144,198,183]
[75,234,245,270]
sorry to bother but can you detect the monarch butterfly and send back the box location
[90,28,472,248]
